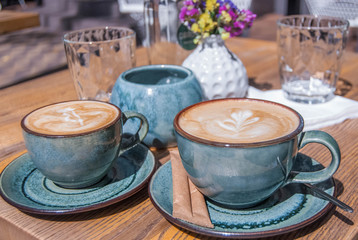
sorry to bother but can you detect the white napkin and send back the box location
[247,87,358,131]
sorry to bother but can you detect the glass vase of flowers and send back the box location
[180,0,256,99]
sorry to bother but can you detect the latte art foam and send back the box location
[24,101,119,135]
[178,100,299,143]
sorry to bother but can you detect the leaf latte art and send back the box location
[215,110,259,132]
[24,101,119,135]
[178,100,299,143]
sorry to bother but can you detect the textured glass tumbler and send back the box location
[277,15,349,104]
[64,27,136,102]
[144,0,190,65]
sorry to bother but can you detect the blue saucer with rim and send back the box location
[148,153,335,238]
[0,143,156,215]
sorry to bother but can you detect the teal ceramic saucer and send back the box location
[149,153,335,238]
[0,143,156,215]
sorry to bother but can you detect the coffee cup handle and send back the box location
[119,111,149,155]
[288,130,341,184]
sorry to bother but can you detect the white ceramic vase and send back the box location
[182,35,248,100]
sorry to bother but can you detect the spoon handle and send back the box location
[304,183,353,213]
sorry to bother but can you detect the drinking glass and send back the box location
[277,15,349,104]
[64,27,136,102]
[143,0,190,65]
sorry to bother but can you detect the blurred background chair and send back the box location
[117,0,145,45]
[305,0,358,27]
[0,0,27,10]
[232,0,252,10]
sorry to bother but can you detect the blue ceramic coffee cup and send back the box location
[174,98,340,208]
[110,65,203,148]
[21,100,148,188]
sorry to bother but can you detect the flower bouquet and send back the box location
[179,0,256,44]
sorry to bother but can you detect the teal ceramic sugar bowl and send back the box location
[110,65,203,148]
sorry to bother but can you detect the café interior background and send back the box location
[1,0,357,89]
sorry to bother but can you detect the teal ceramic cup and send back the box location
[110,65,203,148]
[174,98,340,208]
[21,100,148,188]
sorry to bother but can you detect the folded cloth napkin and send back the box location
[171,151,214,228]
[247,87,358,131]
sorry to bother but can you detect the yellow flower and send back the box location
[198,11,217,33]
[191,23,200,33]
[221,11,232,23]
[193,36,200,44]
[203,32,210,39]
[221,32,230,40]
[205,0,217,12]
[198,12,209,29]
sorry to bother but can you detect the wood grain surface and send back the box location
[0,10,40,34]
[0,38,357,240]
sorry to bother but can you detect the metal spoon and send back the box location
[304,183,353,213]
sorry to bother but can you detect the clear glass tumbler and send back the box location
[277,15,349,104]
[143,0,191,65]
[64,27,136,102]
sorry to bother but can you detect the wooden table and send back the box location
[0,38,357,239]
[0,10,40,34]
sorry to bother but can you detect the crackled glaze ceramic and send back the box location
[0,144,155,214]
[110,65,203,148]
[174,98,340,208]
[21,100,148,188]
[148,157,335,238]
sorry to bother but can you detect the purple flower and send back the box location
[183,0,194,6]
[217,0,237,11]
[188,8,199,16]
[224,26,232,32]
[179,7,187,21]
[228,10,237,19]
[233,21,244,29]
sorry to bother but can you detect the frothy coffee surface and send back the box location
[178,99,299,143]
[24,101,119,135]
